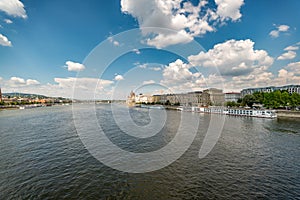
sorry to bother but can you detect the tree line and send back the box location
[226,90,300,109]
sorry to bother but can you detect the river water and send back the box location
[0,104,299,199]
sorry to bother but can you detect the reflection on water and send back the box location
[0,104,299,199]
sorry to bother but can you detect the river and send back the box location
[0,104,299,199]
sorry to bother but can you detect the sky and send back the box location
[0,0,299,99]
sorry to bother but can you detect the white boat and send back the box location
[190,106,277,119]
[177,106,192,112]
[19,104,43,109]
[140,104,164,109]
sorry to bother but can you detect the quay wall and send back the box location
[277,110,300,118]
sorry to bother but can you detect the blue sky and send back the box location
[0,0,299,99]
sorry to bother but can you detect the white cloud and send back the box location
[49,77,114,99]
[54,77,113,90]
[1,76,120,99]
[143,80,155,85]
[278,25,289,32]
[269,30,279,38]
[26,79,40,85]
[284,45,299,51]
[277,51,296,60]
[108,36,120,46]
[150,67,161,71]
[136,63,162,71]
[9,76,25,85]
[269,24,290,38]
[121,0,244,48]
[285,61,300,75]
[161,59,201,87]
[114,74,124,81]
[0,33,12,46]
[0,0,27,19]
[65,61,85,72]
[188,39,273,76]
[146,30,193,49]
[138,63,147,69]
[4,19,13,24]
[6,77,40,87]
[132,48,141,54]
[215,0,244,21]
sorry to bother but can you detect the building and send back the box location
[126,91,155,106]
[225,92,241,102]
[203,88,225,106]
[241,85,300,97]
[126,91,136,106]
[127,88,225,107]
[0,88,2,102]
[135,93,154,104]
[152,91,211,106]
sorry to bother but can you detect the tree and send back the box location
[242,95,255,107]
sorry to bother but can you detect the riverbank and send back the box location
[276,110,300,118]
[0,105,19,110]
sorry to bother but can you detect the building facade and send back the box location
[203,88,225,106]
[152,91,212,106]
[241,85,300,97]
[225,92,241,102]
[127,88,225,107]
[126,91,136,106]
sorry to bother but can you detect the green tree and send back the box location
[242,95,255,107]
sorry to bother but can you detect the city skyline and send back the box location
[0,0,300,99]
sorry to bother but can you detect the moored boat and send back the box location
[190,106,277,118]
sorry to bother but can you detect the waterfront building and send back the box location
[126,91,136,106]
[127,88,224,107]
[0,88,2,102]
[135,93,154,104]
[241,85,300,97]
[152,91,211,106]
[203,88,225,106]
[225,92,241,102]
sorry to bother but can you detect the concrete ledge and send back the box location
[277,110,300,118]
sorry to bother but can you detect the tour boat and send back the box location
[191,106,277,118]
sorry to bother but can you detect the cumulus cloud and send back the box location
[150,67,161,71]
[4,19,13,24]
[215,0,244,21]
[188,39,273,76]
[143,80,155,85]
[65,61,85,72]
[0,0,27,18]
[114,74,124,81]
[136,63,163,71]
[0,33,12,46]
[54,77,113,90]
[121,0,244,48]
[108,36,120,46]
[132,48,141,54]
[269,24,290,38]
[26,79,40,85]
[1,76,121,99]
[277,51,296,60]
[6,77,40,87]
[161,59,201,86]
[51,77,114,99]
[285,61,300,75]
[284,45,299,51]
[138,63,147,69]
[9,76,26,85]
[146,30,194,49]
